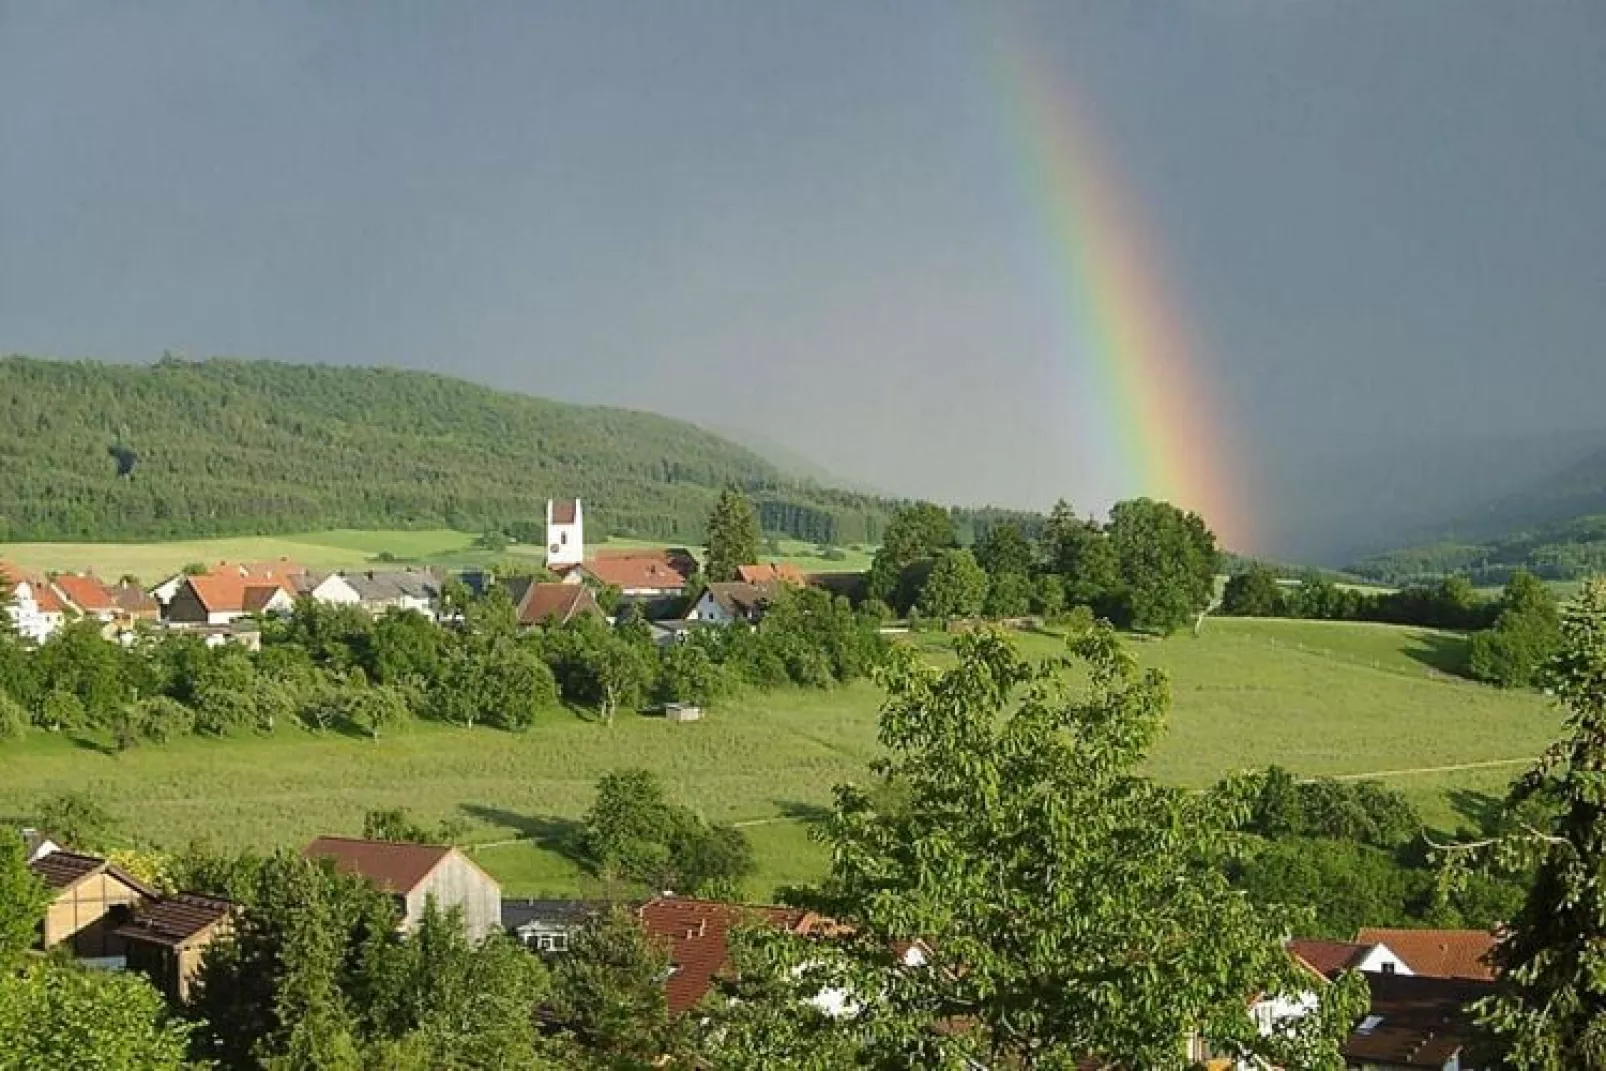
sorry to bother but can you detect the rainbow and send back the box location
[985,22,1254,551]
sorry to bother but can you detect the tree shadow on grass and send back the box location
[1400,631,1476,679]
[1447,787,1513,837]
[771,800,833,827]
[458,804,589,867]
[66,733,117,757]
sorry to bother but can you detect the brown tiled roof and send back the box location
[29,850,105,890]
[637,897,824,1014]
[736,563,806,586]
[515,582,600,626]
[116,893,233,948]
[303,836,453,894]
[112,582,160,616]
[704,582,773,618]
[28,851,157,898]
[583,551,696,592]
[1355,928,1498,982]
[51,574,118,613]
[1288,938,1370,978]
[550,499,579,525]
[1342,973,1494,1067]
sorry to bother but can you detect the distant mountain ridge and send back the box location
[0,356,899,545]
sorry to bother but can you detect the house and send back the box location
[164,572,296,626]
[1340,973,1495,1070]
[501,577,603,627]
[117,893,234,1002]
[152,559,305,608]
[50,573,120,621]
[110,581,161,623]
[501,898,609,953]
[0,561,67,643]
[686,582,773,625]
[29,850,157,966]
[1288,937,1413,978]
[637,896,830,1014]
[298,571,363,606]
[546,499,585,569]
[346,570,441,618]
[303,836,502,941]
[20,827,61,863]
[573,549,698,599]
[737,562,807,587]
[1354,928,1498,982]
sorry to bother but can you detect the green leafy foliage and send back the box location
[704,487,762,583]
[0,962,192,1071]
[581,769,754,896]
[913,548,988,621]
[544,906,688,1069]
[1468,570,1564,687]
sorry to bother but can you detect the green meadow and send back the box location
[0,618,1558,899]
[0,529,874,583]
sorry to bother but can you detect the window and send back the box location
[534,933,569,953]
[1380,961,1396,975]
[561,532,569,545]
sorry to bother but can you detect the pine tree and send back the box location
[704,487,761,583]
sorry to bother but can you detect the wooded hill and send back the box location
[1350,512,1606,587]
[0,356,900,544]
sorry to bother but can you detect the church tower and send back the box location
[546,499,584,568]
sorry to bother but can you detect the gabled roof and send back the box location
[512,582,600,626]
[111,582,159,616]
[501,898,612,932]
[1288,938,1372,978]
[28,850,158,898]
[703,581,773,618]
[1342,973,1494,1068]
[637,896,827,1014]
[736,562,806,586]
[1355,928,1497,981]
[183,572,296,614]
[582,550,696,592]
[51,574,118,613]
[303,836,455,894]
[116,893,233,948]
[346,570,439,602]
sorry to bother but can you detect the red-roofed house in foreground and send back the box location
[1354,928,1498,982]
[303,836,502,940]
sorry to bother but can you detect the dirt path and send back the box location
[1314,757,1533,782]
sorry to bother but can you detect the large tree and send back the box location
[915,548,988,622]
[1468,570,1563,688]
[705,487,762,583]
[1465,578,1606,1065]
[719,627,1362,1068]
[1106,498,1219,634]
[866,502,955,610]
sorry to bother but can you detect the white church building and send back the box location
[546,499,584,569]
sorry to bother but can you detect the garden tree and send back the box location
[983,570,1034,619]
[1222,564,1287,618]
[0,692,24,741]
[35,792,116,853]
[1451,578,1606,1066]
[1106,498,1219,633]
[656,638,733,707]
[0,962,193,1071]
[581,769,755,896]
[359,900,554,1070]
[972,522,1035,581]
[1468,570,1563,688]
[545,905,690,1070]
[347,682,412,739]
[126,695,193,745]
[915,548,988,622]
[433,632,556,730]
[723,629,1363,1068]
[365,608,443,685]
[272,598,376,672]
[542,617,656,725]
[1230,836,1425,939]
[1040,500,1123,612]
[0,836,48,970]
[705,486,762,583]
[867,502,955,609]
[361,807,463,846]
[32,619,132,726]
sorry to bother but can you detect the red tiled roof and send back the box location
[1342,973,1494,1067]
[116,893,233,948]
[583,551,696,592]
[1355,928,1497,982]
[1288,938,1370,978]
[637,897,824,1014]
[31,584,66,613]
[184,572,295,614]
[239,559,305,580]
[516,582,599,626]
[550,499,579,525]
[736,563,806,586]
[304,836,453,894]
[52,574,118,613]
[0,561,25,591]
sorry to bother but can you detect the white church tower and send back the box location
[545,498,584,568]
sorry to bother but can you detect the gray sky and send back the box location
[3,1,1603,556]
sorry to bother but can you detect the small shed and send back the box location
[664,703,702,723]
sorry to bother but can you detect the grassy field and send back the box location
[0,530,875,583]
[0,618,1559,898]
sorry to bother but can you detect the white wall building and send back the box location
[546,499,584,569]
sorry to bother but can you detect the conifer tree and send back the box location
[704,487,761,583]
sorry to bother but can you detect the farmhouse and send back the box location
[110,581,161,623]
[164,571,296,626]
[151,559,305,607]
[50,573,120,621]
[1354,927,1497,982]
[297,571,363,606]
[686,581,773,625]
[303,836,502,941]
[346,569,441,617]
[117,893,234,1002]
[501,577,603,627]
[29,850,157,966]
[572,549,697,600]
[0,561,67,643]
[546,498,584,569]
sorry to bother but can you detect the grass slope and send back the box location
[0,530,877,584]
[0,619,1558,897]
